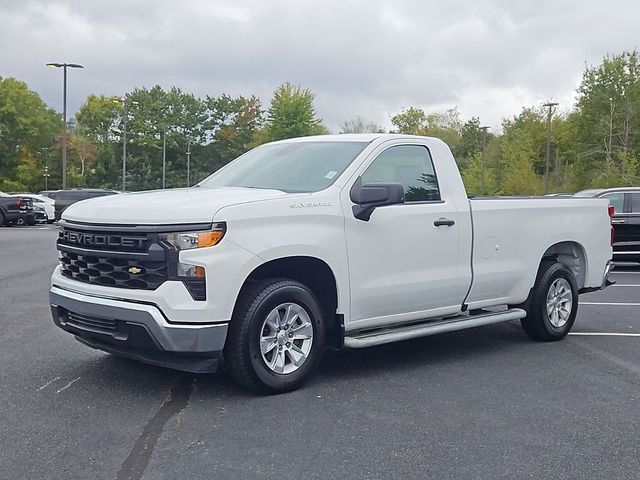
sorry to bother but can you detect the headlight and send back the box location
[160,223,226,251]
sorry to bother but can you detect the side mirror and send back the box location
[349,177,405,221]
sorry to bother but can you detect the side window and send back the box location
[601,193,624,213]
[630,193,640,213]
[361,145,441,202]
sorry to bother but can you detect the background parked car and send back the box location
[10,193,55,223]
[54,189,119,221]
[575,187,640,263]
[38,190,60,201]
[32,204,47,223]
[0,191,35,226]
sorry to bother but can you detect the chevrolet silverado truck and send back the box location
[50,134,614,393]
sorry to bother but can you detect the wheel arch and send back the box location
[541,241,587,289]
[234,256,343,348]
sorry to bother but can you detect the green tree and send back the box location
[499,112,546,195]
[390,107,428,134]
[461,151,496,196]
[572,50,640,187]
[75,95,123,188]
[261,83,327,142]
[390,106,463,154]
[211,96,263,162]
[0,77,60,191]
[340,116,385,134]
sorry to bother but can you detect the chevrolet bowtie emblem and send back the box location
[128,266,142,275]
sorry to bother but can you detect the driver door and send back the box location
[343,143,470,332]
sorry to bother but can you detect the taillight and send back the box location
[15,199,21,208]
[608,205,614,246]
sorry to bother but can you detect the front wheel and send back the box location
[520,261,579,341]
[225,279,325,394]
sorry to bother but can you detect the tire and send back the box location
[225,278,326,394]
[520,261,579,341]
[0,211,5,227]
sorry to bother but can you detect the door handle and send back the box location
[611,219,626,224]
[434,218,455,227]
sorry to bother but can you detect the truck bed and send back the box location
[465,196,611,309]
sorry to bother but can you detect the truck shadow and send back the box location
[315,320,530,382]
[85,320,534,398]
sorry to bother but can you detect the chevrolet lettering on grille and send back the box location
[60,230,145,249]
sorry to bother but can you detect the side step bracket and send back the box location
[343,308,526,349]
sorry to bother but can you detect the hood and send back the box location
[62,187,287,224]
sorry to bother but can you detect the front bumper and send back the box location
[50,286,228,373]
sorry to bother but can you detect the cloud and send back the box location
[1,0,639,132]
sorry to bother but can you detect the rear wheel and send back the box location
[225,279,325,394]
[520,261,579,341]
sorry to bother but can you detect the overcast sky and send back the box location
[1,0,639,132]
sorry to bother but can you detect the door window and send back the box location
[630,193,640,213]
[361,145,440,202]
[601,193,624,213]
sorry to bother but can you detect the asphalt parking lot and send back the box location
[2,225,640,480]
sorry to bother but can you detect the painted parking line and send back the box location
[611,284,640,287]
[580,302,640,306]
[570,332,640,337]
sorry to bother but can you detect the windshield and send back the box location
[198,141,368,193]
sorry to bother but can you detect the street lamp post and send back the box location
[543,102,559,194]
[122,102,128,192]
[162,130,167,189]
[186,139,191,187]
[46,63,84,190]
[39,148,50,190]
[114,97,139,192]
[480,126,490,195]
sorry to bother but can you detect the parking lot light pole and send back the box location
[480,126,490,195]
[543,102,559,194]
[43,149,50,190]
[186,139,191,187]
[46,63,84,190]
[113,97,139,192]
[162,130,167,189]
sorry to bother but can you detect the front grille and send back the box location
[56,222,207,299]
[60,251,167,290]
[67,311,117,331]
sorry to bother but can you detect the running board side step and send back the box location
[343,308,527,349]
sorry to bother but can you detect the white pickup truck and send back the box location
[50,134,614,393]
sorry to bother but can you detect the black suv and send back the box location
[54,189,119,221]
[575,187,640,262]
